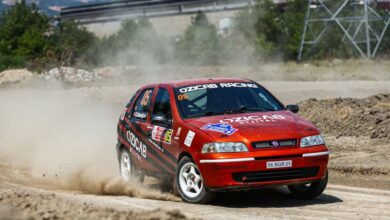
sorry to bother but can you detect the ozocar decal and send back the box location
[179,84,218,93]
[220,115,286,124]
[178,83,258,93]
[126,131,147,159]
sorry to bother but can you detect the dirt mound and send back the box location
[41,67,100,82]
[0,69,33,85]
[298,94,390,139]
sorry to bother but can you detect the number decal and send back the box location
[177,94,189,101]
[141,90,152,106]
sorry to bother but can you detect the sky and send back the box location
[0,0,115,15]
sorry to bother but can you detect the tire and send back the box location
[172,177,180,196]
[176,156,214,203]
[119,148,137,182]
[288,170,328,199]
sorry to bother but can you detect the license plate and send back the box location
[266,160,292,169]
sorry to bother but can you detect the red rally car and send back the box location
[116,78,329,203]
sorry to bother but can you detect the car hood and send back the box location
[184,111,319,142]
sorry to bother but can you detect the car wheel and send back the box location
[176,156,214,203]
[288,170,328,199]
[120,149,135,182]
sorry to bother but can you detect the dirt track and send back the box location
[1,173,390,220]
[1,79,390,219]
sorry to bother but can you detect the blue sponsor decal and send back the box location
[201,123,238,135]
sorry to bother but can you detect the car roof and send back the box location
[141,78,254,89]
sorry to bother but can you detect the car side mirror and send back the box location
[286,104,299,113]
[151,114,171,126]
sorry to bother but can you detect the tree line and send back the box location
[0,0,389,72]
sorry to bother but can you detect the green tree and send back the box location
[0,1,99,72]
[277,0,307,59]
[97,18,169,65]
[0,0,49,71]
[17,28,49,57]
[176,11,221,65]
[233,0,307,60]
[0,1,48,55]
[47,20,97,68]
[229,6,273,62]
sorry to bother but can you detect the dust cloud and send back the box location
[0,87,179,202]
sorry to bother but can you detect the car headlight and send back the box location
[202,142,248,153]
[300,135,325,147]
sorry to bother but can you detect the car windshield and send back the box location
[175,82,284,118]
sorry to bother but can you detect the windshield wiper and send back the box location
[187,111,218,118]
[238,106,275,112]
[223,109,244,114]
[218,106,275,115]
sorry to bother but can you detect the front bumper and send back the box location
[196,145,329,189]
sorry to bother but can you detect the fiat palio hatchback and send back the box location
[116,78,329,203]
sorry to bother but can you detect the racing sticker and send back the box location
[184,130,195,147]
[220,115,286,124]
[126,130,147,160]
[201,123,237,135]
[164,130,173,144]
[151,126,173,144]
[177,94,189,101]
[178,83,258,93]
[219,83,258,88]
[179,84,218,93]
[174,127,182,140]
[133,111,147,119]
[141,90,152,106]
[176,127,182,136]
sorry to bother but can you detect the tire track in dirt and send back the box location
[1,180,389,220]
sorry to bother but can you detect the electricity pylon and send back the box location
[298,0,390,60]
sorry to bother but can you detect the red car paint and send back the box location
[117,78,329,190]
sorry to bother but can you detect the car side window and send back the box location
[152,88,172,125]
[126,90,139,108]
[131,88,154,121]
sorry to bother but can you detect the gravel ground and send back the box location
[0,73,390,219]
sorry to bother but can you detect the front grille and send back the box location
[232,167,319,183]
[252,139,297,149]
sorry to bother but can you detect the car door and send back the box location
[147,87,177,176]
[126,87,156,172]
